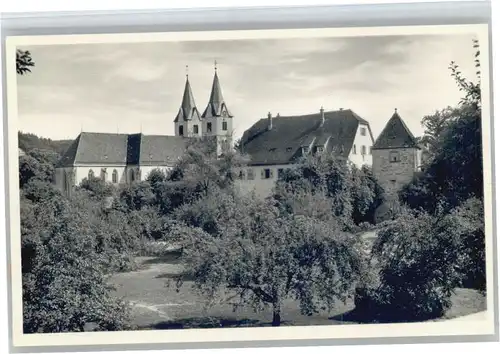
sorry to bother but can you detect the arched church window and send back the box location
[112,169,118,183]
[88,169,94,179]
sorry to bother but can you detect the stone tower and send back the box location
[372,109,422,198]
[201,62,233,155]
[174,69,203,137]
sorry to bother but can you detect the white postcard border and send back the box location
[4,23,496,348]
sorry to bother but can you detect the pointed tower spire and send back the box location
[174,66,200,122]
[202,62,233,118]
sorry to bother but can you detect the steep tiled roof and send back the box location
[139,135,190,165]
[241,109,371,166]
[373,110,419,149]
[174,76,201,122]
[56,132,190,167]
[201,71,233,118]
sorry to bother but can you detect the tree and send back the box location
[419,107,462,165]
[171,189,365,326]
[357,207,470,322]
[168,135,249,195]
[274,154,384,230]
[400,39,483,213]
[351,165,386,224]
[21,192,131,332]
[449,39,481,109]
[17,49,35,75]
[19,149,59,188]
[117,181,155,211]
[77,176,115,200]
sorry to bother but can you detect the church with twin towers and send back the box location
[54,63,234,195]
[54,62,422,200]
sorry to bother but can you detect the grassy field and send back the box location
[108,247,486,330]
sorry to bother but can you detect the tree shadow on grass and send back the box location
[330,307,445,324]
[142,251,182,265]
[144,317,263,330]
[154,272,195,281]
[329,309,388,324]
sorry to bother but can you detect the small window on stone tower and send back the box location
[193,125,199,134]
[207,122,212,132]
[179,125,184,136]
[222,121,228,131]
[390,151,400,162]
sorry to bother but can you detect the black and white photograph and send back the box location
[4,24,496,347]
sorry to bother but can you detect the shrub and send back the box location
[21,193,131,333]
[373,199,403,224]
[450,197,486,291]
[355,208,467,322]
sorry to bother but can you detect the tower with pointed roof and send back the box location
[372,109,422,198]
[174,66,203,138]
[201,61,233,155]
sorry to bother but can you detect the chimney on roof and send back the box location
[340,108,344,111]
[320,106,325,126]
[267,112,273,130]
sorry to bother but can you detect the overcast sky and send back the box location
[17,33,478,141]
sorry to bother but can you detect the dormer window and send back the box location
[179,125,184,136]
[269,148,277,152]
[207,122,212,133]
[222,121,228,131]
[302,147,309,154]
[286,147,293,152]
[316,146,324,153]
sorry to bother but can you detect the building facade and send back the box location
[54,67,233,196]
[371,109,422,198]
[235,108,376,198]
[54,63,418,201]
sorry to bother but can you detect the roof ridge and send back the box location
[373,111,418,149]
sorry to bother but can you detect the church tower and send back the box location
[201,61,233,155]
[174,67,202,137]
[372,109,422,198]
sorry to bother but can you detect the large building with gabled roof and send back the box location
[371,109,422,197]
[54,65,233,195]
[235,107,375,198]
